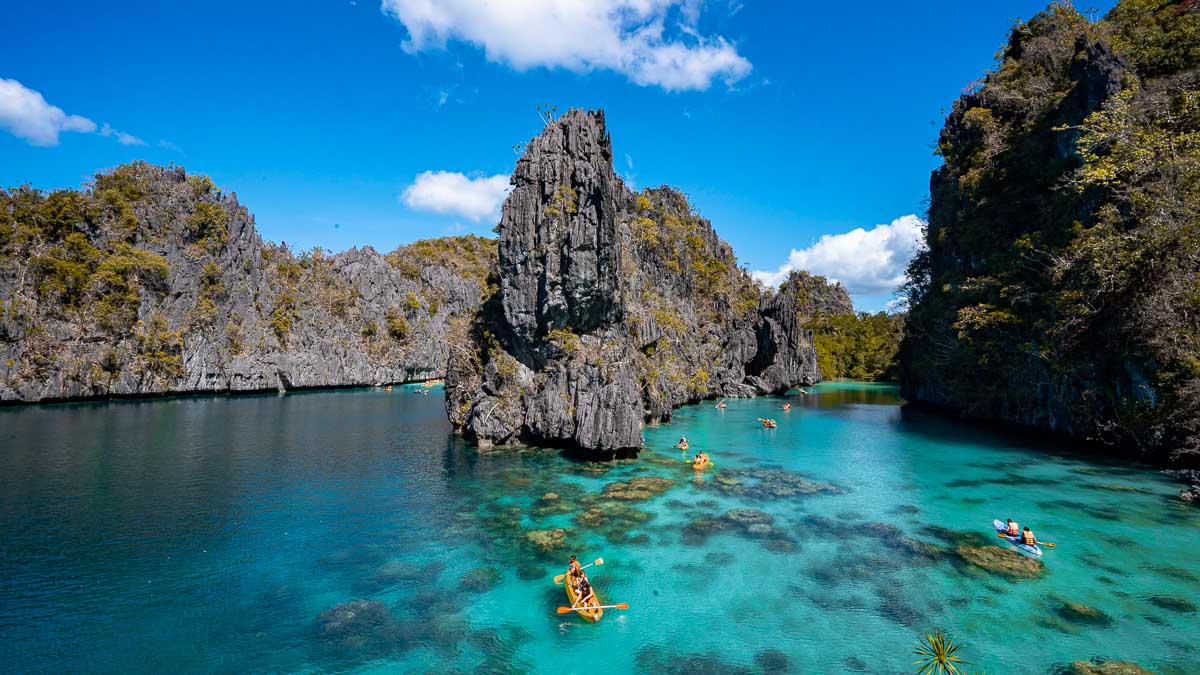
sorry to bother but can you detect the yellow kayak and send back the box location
[692,459,712,470]
[564,576,603,622]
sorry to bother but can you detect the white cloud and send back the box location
[752,215,926,297]
[401,171,512,222]
[0,78,147,148]
[380,0,751,92]
[99,123,145,146]
[0,78,96,146]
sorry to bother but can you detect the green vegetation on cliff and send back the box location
[2,162,499,402]
[811,312,905,382]
[902,0,1200,462]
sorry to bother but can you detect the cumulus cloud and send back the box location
[0,78,96,146]
[401,171,512,222]
[752,215,926,297]
[380,0,751,91]
[0,78,145,148]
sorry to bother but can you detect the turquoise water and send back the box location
[2,383,1198,674]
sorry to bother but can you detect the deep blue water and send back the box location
[2,383,1198,673]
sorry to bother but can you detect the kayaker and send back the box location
[782,403,791,411]
[1005,519,1020,537]
[716,400,727,409]
[574,576,595,608]
[678,436,688,449]
[566,554,583,582]
[693,451,708,466]
[1021,527,1038,547]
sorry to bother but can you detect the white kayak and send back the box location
[993,519,1043,557]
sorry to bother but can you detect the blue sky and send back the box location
[0,1,1114,311]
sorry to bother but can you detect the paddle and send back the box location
[996,532,1056,547]
[557,602,629,614]
[553,558,604,585]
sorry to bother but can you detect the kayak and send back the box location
[692,459,712,471]
[993,519,1042,557]
[564,575,603,622]
[678,442,689,451]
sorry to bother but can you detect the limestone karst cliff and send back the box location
[0,162,493,402]
[445,109,848,454]
[900,1,1200,464]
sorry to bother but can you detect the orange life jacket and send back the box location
[1007,523,1019,536]
[1021,531,1036,545]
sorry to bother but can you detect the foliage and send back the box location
[385,234,496,285]
[186,202,229,253]
[811,312,905,381]
[913,630,967,675]
[90,243,170,332]
[547,327,582,356]
[903,0,1200,460]
[385,308,409,340]
[543,185,578,219]
[133,314,184,384]
[1106,0,1200,78]
[269,292,298,347]
[191,261,225,326]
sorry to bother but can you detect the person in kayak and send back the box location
[678,436,688,449]
[692,450,708,466]
[573,576,595,608]
[566,555,584,583]
[782,403,791,411]
[715,400,727,409]
[1004,519,1020,537]
[1020,527,1038,547]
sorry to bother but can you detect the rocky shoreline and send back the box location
[0,164,494,403]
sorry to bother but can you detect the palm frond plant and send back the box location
[913,630,968,675]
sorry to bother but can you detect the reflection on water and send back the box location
[1,382,1198,673]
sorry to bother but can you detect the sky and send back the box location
[0,0,1115,312]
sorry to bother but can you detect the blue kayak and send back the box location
[993,519,1043,557]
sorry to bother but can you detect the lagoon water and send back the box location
[2,383,1198,674]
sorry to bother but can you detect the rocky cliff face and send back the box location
[750,271,853,393]
[445,109,839,455]
[0,162,493,402]
[901,1,1200,465]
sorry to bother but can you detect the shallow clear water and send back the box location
[2,383,1198,674]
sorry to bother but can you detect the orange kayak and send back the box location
[564,576,603,622]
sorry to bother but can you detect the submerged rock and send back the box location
[516,563,547,581]
[1147,595,1198,613]
[708,468,840,500]
[316,599,400,653]
[574,502,653,530]
[530,492,575,518]
[599,476,676,501]
[956,545,1046,579]
[684,508,795,551]
[524,528,571,554]
[1069,659,1154,675]
[459,566,502,592]
[1055,600,1114,627]
[753,648,791,673]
